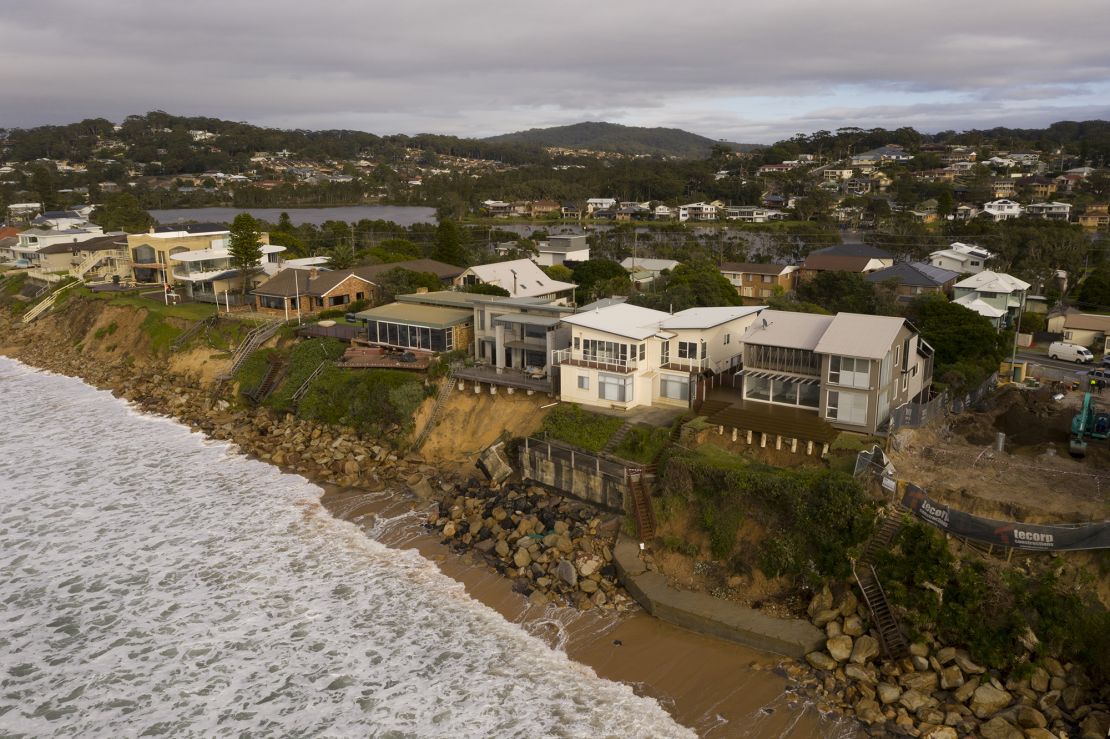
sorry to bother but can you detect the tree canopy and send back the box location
[89,193,154,233]
[228,213,264,296]
[905,294,1008,391]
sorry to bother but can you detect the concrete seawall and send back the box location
[613,534,824,659]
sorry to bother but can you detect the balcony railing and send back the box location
[660,355,710,372]
[552,348,640,373]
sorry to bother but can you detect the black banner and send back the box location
[901,485,1110,551]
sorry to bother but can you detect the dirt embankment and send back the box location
[418,387,553,472]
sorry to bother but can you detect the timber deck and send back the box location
[701,390,839,444]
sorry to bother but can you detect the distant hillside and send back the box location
[483,121,758,158]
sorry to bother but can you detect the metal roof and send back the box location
[741,310,835,350]
[561,303,671,340]
[814,314,907,360]
[355,302,472,330]
[659,306,766,330]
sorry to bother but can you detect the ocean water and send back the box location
[0,356,693,739]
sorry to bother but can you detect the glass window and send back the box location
[827,390,867,425]
[744,375,771,401]
[772,379,799,405]
[578,374,589,390]
[724,333,730,345]
[639,343,646,361]
[598,373,632,402]
[829,356,869,388]
[660,375,690,401]
[678,341,697,359]
[798,383,820,408]
[661,341,670,364]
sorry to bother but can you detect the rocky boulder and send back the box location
[978,716,1023,739]
[970,683,1013,719]
[826,635,853,662]
[849,634,879,665]
[806,651,838,671]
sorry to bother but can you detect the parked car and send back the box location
[1048,341,1094,363]
[1086,368,1110,381]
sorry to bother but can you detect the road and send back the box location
[1016,352,1105,384]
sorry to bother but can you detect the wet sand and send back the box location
[322,486,862,739]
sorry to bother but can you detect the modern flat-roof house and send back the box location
[865,262,960,300]
[125,223,270,288]
[722,206,785,223]
[586,198,617,215]
[677,202,718,222]
[535,235,589,267]
[952,271,1030,329]
[453,258,576,302]
[982,199,1023,221]
[719,262,798,303]
[928,242,994,275]
[738,311,933,435]
[171,242,286,305]
[1078,204,1109,231]
[555,303,767,410]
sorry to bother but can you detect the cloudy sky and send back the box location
[2,0,1109,143]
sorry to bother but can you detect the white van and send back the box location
[1049,341,1094,363]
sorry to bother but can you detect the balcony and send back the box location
[552,348,640,374]
[660,356,710,373]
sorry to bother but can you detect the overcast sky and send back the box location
[2,0,1109,143]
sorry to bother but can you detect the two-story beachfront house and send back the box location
[738,311,933,434]
[555,303,766,410]
[453,258,576,302]
[927,242,994,275]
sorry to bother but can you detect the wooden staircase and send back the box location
[291,359,331,408]
[627,467,657,544]
[412,364,460,451]
[246,353,285,404]
[218,319,283,380]
[854,503,911,659]
[170,314,219,352]
[23,280,79,323]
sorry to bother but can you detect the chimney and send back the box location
[309,268,319,279]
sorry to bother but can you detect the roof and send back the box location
[810,244,894,259]
[354,302,472,330]
[741,310,835,351]
[538,241,589,254]
[561,303,671,340]
[620,257,680,273]
[459,258,576,299]
[396,290,488,308]
[865,262,960,287]
[719,262,791,276]
[36,233,127,254]
[954,294,1007,319]
[801,254,879,273]
[930,242,993,261]
[659,306,766,330]
[152,223,228,235]
[1061,313,1110,332]
[355,259,465,282]
[814,314,907,359]
[954,270,1030,293]
[173,244,284,262]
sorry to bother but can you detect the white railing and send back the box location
[69,249,131,280]
[551,348,640,372]
[661,355,710,372]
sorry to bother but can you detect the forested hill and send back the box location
[483,121,756,158]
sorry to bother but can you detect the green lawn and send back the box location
[612,424,672,464]
[540,403,625,452]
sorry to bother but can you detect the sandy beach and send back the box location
[321,486,860,739]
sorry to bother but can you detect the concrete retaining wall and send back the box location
[613,534,824,659]
[519,440,627,511]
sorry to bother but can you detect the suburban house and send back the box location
[125,224,264,287]
[560,203,582,220]
[585,198,617,215]
[7,224,106,267]
[621,257,680,288]
[1046,311,1110,350]
[1025,202,1072,221]
[952,271,1030,329]
[482,200,513,218]
[954,205,981,221]
[981,199,1023,221]
[170,241,286,305]
[928,242,994,274]
[355,291,481,354]
[653,205,673,220]
[719,262,798,302]
[535,235,589,267]
[32,233,131,281]
[850,145,914,167]
[677,202,718,222]
[555,303,767,410]
[253,259,464,316]
[1018,176,1057,199]
[1079,204,1110,231]
[738,311,933,435]
[531,200,561,218]
[453,258,576,302]
[865,262,960,299]
[797,244,894,281]
[723,206,785,223]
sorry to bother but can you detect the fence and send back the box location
[889,373,998,431]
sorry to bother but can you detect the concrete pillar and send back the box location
[775,435,782,450]
[474,384,481,394]
[807,440,814,455]
[507,387,514,395]
[760,433,767,448]
[791,438,797,453]
[490,385,497,395]
[456,380,463,391]
[731,428,737,442]
[821,443,829,457]
[527,389,534,396]
[718,425,724,435]
[746,430,752,444]
[494,324,506,371]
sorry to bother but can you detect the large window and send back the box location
[828,356,870,388]
[598,373,633,403]
[582,339,629,366]
[744,375,772,401]
[660,374,690,401]
[745,376,819,408]
[678,341,699,359]
[826,390,868,425]
[745,344,821,375]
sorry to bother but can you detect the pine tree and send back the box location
[228,213,263,297]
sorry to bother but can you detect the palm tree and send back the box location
[326,242,357,270]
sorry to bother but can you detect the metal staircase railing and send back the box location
[218,319,284,380]
[23,280,79,323]
[69,249,131,281]
[853,503,911,658]
[627,467,657,544]
[291,359,332,407]
[170,314,219,352]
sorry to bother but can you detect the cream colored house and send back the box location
[555,303,766,410]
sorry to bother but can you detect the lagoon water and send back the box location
[149,205,437,227]
[0,356,693,738]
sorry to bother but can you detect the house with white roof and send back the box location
[927,242,994,275]
[453,258,576,302]
[1025,202,1072,221]
[981,199,1023,221]
[585,198,617,215]
[555,303,766,409]
[952,271,1030,329]
[738,311,933,434]
[677,202,718,222]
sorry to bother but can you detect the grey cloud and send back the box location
[1,0,1108,142]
